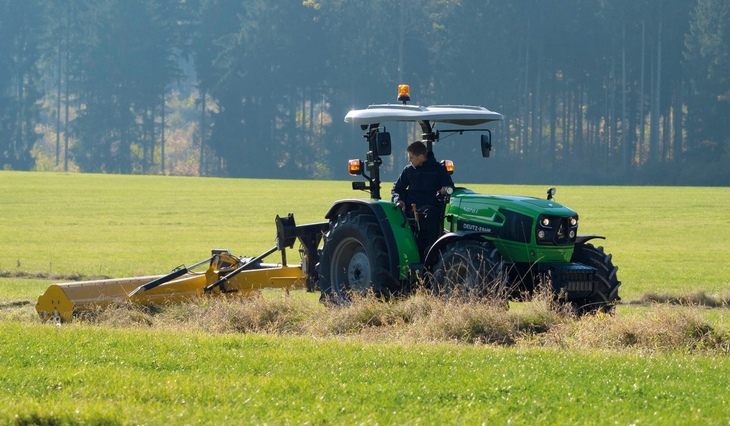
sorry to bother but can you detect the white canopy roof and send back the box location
[344,104,503,126]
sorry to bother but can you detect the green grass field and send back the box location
[1,171,730,424]
[2,171,728,300]
[2,320,729,425]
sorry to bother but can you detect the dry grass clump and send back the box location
[186,294,317,334]
[406,294,516,344]
[88,293,319,334]
[318,292,417,335]
[637,291,730,308]
[319,291,522,344]
[65,290,730,354]
[394,288,570,344]
[539,304,729,353]
[74,289,570,345]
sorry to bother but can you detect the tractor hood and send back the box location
[451,189,578,218]
[345,104,503,127]
[444,188,580,262]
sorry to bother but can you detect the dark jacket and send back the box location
[391,153,454,208]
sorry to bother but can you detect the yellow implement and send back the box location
[36,214,327,322]
[36,273,207,322]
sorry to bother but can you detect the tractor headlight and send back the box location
[536,214,578,245]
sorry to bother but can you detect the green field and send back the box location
[2,171,729,300]
[1,171,730,424]
[2,320,729,425]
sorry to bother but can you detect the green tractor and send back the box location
[35,88,620,322]
[316,90,620,313]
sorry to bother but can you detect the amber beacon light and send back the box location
[397,84,410,104]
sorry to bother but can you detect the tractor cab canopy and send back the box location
[344,104,503,128]
[344,86,504,200]
[345,103,503,157]
[345,84,502,139]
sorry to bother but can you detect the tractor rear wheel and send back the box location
[318,211,393,303]
[570,242,621,314]
[431,239,506,300]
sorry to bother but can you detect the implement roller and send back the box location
[36,214,327,322]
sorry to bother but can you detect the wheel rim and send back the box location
[331,237,372,293]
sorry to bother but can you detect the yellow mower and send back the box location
[36,214,327,322]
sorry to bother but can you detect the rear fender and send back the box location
[325,199,419,280]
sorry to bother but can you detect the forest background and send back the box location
[1,0,728,185]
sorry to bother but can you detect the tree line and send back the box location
[1,0,728,185]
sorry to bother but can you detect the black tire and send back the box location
[317,211,394,303]
[570,243,621,314]
[431,240,506,300]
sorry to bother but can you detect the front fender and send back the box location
[575,234,605,245]
[423,231,488,270]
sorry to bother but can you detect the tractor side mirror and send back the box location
[480,131,492,158]
[376,132,391,156]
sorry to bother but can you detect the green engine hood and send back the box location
[449,188,577,219]
[444,188,579,263]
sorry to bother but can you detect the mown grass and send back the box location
[2,171,730,424]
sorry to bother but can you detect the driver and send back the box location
[391,141,454,255]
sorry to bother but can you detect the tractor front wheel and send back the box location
[570,242,621,314]
[431,239,506,300]
[318,211,393,303]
